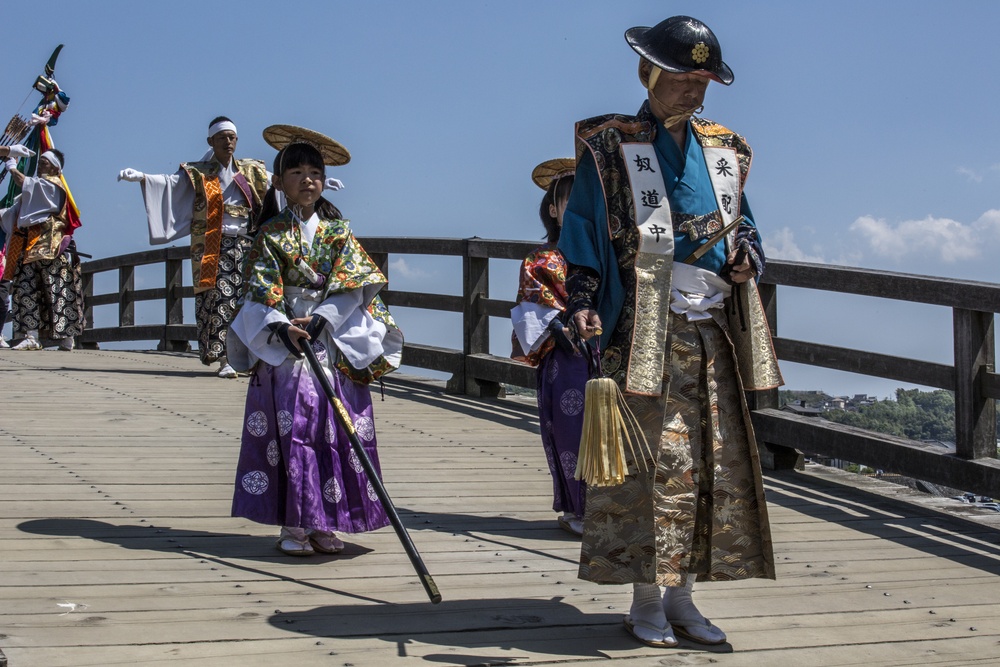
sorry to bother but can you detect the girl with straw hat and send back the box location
[228,126,403,556]
[510,158,596,536]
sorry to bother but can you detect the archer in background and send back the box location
[0,46,84,351]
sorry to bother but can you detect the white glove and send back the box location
[4,158,17,171]
[324,177,344,191]
[118,168,145,182]
[7,144,34,159]
[29,112,51,127]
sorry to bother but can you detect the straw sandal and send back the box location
[623,615,678,649]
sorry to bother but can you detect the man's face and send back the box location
[207,130,238,164]
[648,69,710,117]
[38,157,59,177]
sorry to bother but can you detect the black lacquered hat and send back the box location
[625,16,734,85]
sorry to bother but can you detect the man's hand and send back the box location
[573,309,603,341]
[724,247,754,284]
[117,168,145,183]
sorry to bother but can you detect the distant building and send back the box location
[782,400,825,417]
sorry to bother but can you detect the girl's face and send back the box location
[275,162,325,210]
[549,193,570,227]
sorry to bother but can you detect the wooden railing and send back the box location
[79,238,1000,497]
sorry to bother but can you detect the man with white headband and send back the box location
[558,16,783,649]
[0,147,86,351]
[118,116,270,378]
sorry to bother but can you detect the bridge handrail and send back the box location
[77,237,999,497]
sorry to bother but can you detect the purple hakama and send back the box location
[232,341,390,533]
[535,344,592,518]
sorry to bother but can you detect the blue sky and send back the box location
[3,1,999,398]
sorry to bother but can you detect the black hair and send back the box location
[538,174,574,243]
[208,116,233,127]
[46,148,65,169]
[257,142,342,223]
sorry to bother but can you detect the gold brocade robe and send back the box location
[571,104,780,586]
[181,158,269,294]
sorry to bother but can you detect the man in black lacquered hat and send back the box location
[559,16,783,648]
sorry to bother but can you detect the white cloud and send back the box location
[957,166,984,183]
[763,227,828,264]
[389,257,432,280]
[848,212,1000,263]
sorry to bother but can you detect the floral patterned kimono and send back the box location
[511,242,594,519]
[229,208,403,534]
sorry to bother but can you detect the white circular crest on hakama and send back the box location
[312,340,328,362]
[348,450,364,473]
[354,416,375,442]
[241,470,269,495]
[325,419,336,444]
[277,410,293,436]
[266,440,280,466]
[546,358,560,382]
[247,411,268,437]
[324,477,342,503]
[560,388,585,416]
[366,480,379,502]
[560,451,578,479]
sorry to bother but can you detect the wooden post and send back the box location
[370,252,389,277]
[79,270,98,349]
[749,282,803,470]
[119,266,135,328]
[953,308,996,459]
[162,257,186,352]
[460,241,500,397]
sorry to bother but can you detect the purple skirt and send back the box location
[231,343,390,534]
[536,344,593,518]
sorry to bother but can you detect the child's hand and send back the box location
[286,324,310,348]
[266,321,309,358]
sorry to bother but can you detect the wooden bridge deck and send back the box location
[2,350,1000,667]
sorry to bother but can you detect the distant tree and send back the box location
[823,388,955,441]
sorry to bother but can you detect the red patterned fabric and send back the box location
[512,243,568,366]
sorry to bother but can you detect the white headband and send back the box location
[208,120,237,139]
[40,150,61,172]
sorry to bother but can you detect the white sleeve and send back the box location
[140,170,194,244]
[511,301,559,354]
[229,301,293,368]
[314,290,395,370]
[17,177,64,228]
[0,196,21,236]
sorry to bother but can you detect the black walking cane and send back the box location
[298,340,443,604]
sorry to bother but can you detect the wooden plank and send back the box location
[4,351,1000,666]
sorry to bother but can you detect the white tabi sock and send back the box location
[663,577,726,643]
[629,583,673,642]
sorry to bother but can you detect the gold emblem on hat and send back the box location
[691,42,710,64]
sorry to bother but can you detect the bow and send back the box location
[0,44,65,198]
[0,44,81,274]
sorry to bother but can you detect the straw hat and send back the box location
[531,158,575,190]
[262,124,351,166]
